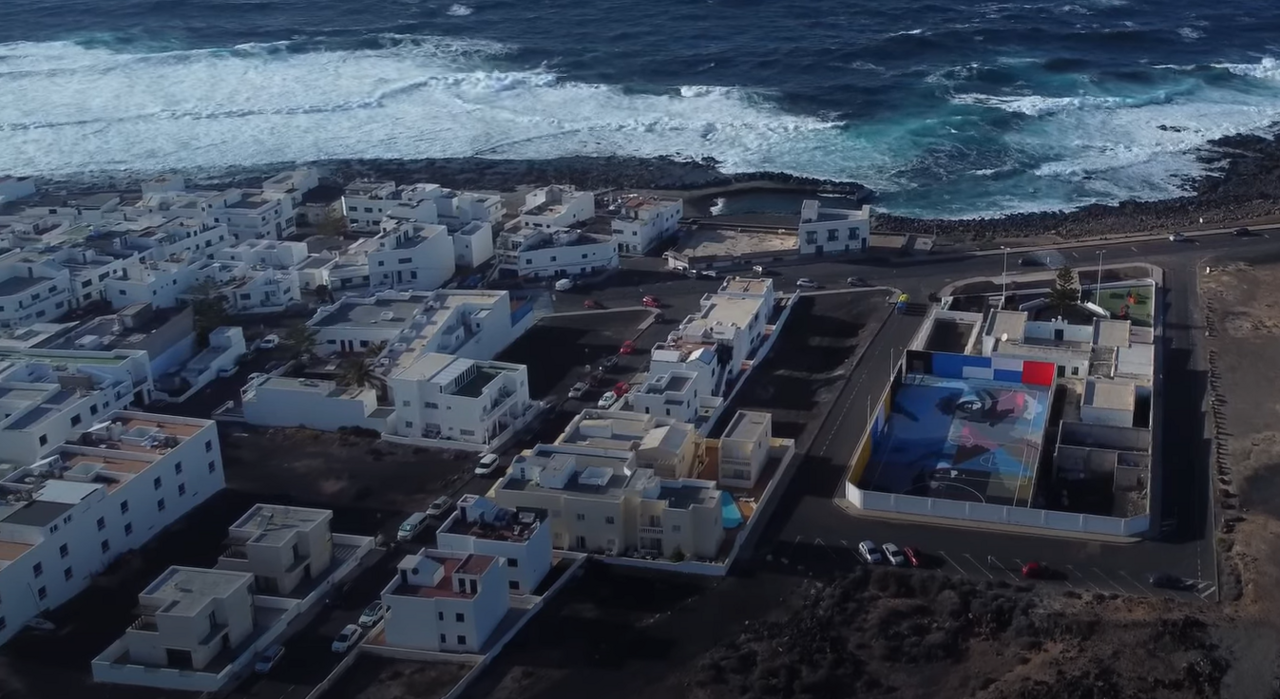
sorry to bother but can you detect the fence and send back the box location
[846,482,1149,536]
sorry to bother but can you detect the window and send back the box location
[508,558,519,568]
[38,435,47,447]
[605,516,615,525]
[550,256,557,262]
[101,540,110,554]
[153,476,162,490]
[118,289,127,296]
[36,587,46,601]
[457,635,467,645]
[575,513,585,521]
[174,462,183,475]
[376,261,384,267]
[208,461,217,474]
[671,525,682,533]
[424,402,439,409]
[97,516,105,532]
[827,230,838,242]
[90,404,98,416]
[63,567,73,581]
[405,421,413,429]
[120,500,129,515]
[582,253,589,259]
[59,544,68,559]
[178,483,186,497]
[508,580,520,590]
[32,562,43,578]
[440,633,447,644]
[397,257,411,264]
[455,612,465,622]
[363,207,373,213]
[124,522,133,536]
[437,611,444,621]
[459,429,475,437]
[205,440,213,453]
[1071,366,1080,376]
[402,400,410,407]
[157,498,166,513]
[410,271,417,280]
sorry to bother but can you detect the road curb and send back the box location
[939,262,1163,298]
[831,498,1142,544]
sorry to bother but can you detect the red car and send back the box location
[583,299,603,309]
[619,340,636,355]
[611,381,630,397]
[642,295,661,308]
[903,546,922,568]
[1021,562,1047,579]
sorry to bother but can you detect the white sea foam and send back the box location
[1178,27,1204,41]
[0,38,840,177]
[1215,57,1280,81]
[446,3,474,16]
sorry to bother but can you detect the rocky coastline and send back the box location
[32,130,1280,240]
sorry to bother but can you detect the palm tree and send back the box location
[338,356,386,401]
[189,279,230,346]
[363,340,388,359]
[282,325,318,362]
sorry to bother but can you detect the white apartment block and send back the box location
[388,354,531,445]
[216,239,309,269]
[450,221,495,269]
[629,369,723,427]
[107,258,299,314]
[557,409,701,480]
[435,494,552,595]
[216,504,334,596]
[492,444,723,559]
[610,195,683,254]
[381,549,508,653]
[341,180,400,233]
[0,411,226,646]
[199,189,295,242]
[797,200,870,256]
[261,168,322,211]
[517,186,593,230]
[241,376,392,433]
[718,411,772,488]
[347,180,504,238]
[329,219,455,293]
[647,277,774,400]
[117,567,255,671]
[495,226,618,279]
[0,250,73,328]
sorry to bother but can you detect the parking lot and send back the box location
[764,536,1216,603]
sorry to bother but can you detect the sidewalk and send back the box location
[832,498,1142,544]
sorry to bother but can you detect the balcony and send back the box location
[220,545,248,561]
[129,615,159,633]
[638,526,663,536]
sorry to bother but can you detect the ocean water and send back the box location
[1,0,1279,217]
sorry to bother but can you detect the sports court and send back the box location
[860,374,1050,507]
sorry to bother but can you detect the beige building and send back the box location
[717,411,772,488]
[122,567,255,671]
[217,505,334,595]
[491,444,723,560]
[556,409,701,480]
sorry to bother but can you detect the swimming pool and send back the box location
[720,491,743,529]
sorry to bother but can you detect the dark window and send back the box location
[63,567,72,581]
[508,580,519,590]
[457,634,466,645]
[174,462,183,475]
[38,435,47,447]
[153,477,162,490]
[32,562,43,578]
[178,483,186,496]
[36,587,46,601]
[70,414,81,427]
[101,540,110,554]
[439,633,447,644]
[397,257,412,264]
[507,558,518,568]
[157,499,166,512]
[120,500,129,515]
[455,612,464,623]
[124,522,133,536]
[208,461,217,473]
[96,516,105,531]
[89,404,98,416]
[437,611,444,621]
[205,440,213,453]
[58,544,68,559]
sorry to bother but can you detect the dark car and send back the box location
[1019,255,1043,267]
[846,276,870,287]
[1149,572,1194,590]
[1233,227,1252,236]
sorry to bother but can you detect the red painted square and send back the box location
[1021,361,1055,387]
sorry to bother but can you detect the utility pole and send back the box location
[1095,250,1105,302]
[1001,246,1009,304]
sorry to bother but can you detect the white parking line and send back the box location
[964,553,995,579]
[937,550,967,576]
[987,556,1021,582]
[1093,567,1128,594]
[1119,571,1159,597]
[1197,584,1217,600]
[1067,565,1102,592]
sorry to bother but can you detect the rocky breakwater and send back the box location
[876,131,1280,241]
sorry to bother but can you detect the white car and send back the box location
[568,382,588,399]
[554,278,575,292]
[332,624,363,653]
[796,278,819,289]
[474,453,503,476]
[1169,232,1186,242]
[358,601,387,628]
[597,391,619,409]
[254,645,285,673]
[259,334,280,349]
[881,543,907,567]
[752,265,765,274]
[858,540,883,564]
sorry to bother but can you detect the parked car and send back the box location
[1233,227,1252,236]
[795,278,819,289]
[259,334,280,349]
[697,270,718,278]
[1021,561,1048,579]
[358,601,387,628]
[642,295,661,308]
[752,265,765,274]
[857,540,883,564]
[903,546,922,568]
[554,278,575,292]
[1149,572,1194,590]
[587,369,605,387]
[881,543,907,566]
[426,496,454,518]
[612,381,631,397]
[846,276,870,287]
[601,354,620,370]
[254,645,285,673]
[397,512,429,542]
[1168,231,1186,242]
[597,391,619,409]
[619,340,636,355]
[24,617,56,632]
[332,624,363,653]
[1019,255,1043,267]
[568,381,588,399]
[583,299,603,309]
[474,453,502,476]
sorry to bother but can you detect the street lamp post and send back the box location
[1095,250,1104,302]
[1001,246,1009,305]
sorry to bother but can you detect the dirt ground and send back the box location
[464,563,1231,699]
[324,656,472,699]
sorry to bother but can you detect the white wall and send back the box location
[242,378,389,432]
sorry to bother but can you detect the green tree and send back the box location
[338,356,387,402]
[1048,265,1080,316]
[313,283,335,305]
[282,325,318,361]
[363,340,388,359]
[189,280,230,346]
[317,206,349,238]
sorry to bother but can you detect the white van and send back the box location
[554,278,575,292]
[397,512,429,542]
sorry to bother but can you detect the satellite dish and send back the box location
[1000,333,1008,342]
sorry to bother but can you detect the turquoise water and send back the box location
[720,491,744,530]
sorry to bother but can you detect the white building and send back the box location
[495,226,617,279]
[387,354,531,446]
[491,444,723,559]
[381,549,508,653]
[629,369,722,427]
[517,185,594,230]
[199,189,295,242]
[0,250,73,328]
[261,168,322,211]
[216,504,335,596]
[327,219,455,293]
[116,567,255,671]
[797,200,870,256]
[557,409,701,480]
[341,181,399,233]
[610,195,683,254]
[241,376,392,433]
[0,411,226,646]
[216,239,309,269]
[435,495,552,595]
[718,411,772,488]
[450,221,495,269]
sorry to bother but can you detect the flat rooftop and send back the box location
[657,483,718,510]
[724,410,769,443]
[445,506,546,544]
[673,229,797,260]
[257,376,367,400]
[718,277,773,296]
[391,554,497,599]
[644,372,692,395]
[142,567,251,616]
[230,504,329,546]
[986,310,1028,342]
[700,295,763,330]
[1,499,73,527]
[0,275,51,297]
[1084,379,1137,411]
